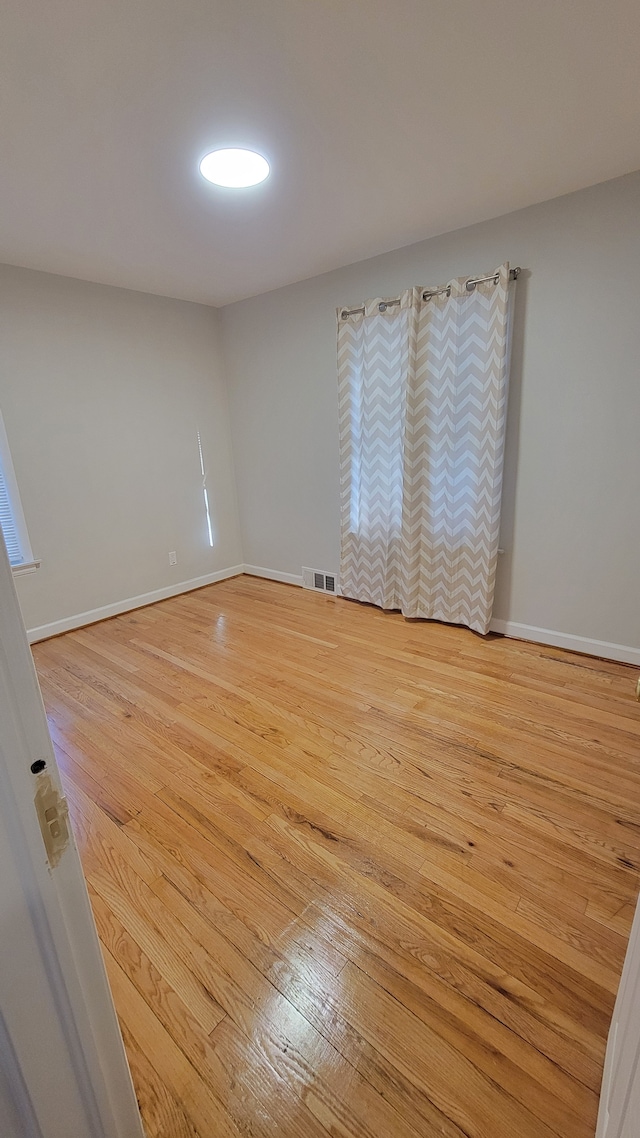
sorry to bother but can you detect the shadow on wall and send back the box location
[493,269,529,621]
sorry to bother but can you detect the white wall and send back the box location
[0,265,242,636]
[220,171,640,658]
[2,174,639,659]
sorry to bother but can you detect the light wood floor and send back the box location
[33,575,640,1138]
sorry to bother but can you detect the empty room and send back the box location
[1,2,640,1137]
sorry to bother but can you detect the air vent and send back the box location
[302,567,339,595]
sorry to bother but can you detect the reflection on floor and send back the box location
[33,574,640,1138]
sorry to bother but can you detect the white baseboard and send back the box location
[26,565,244,643]
[242,564,304,588]
[243,567,640,666]
[27,559,640,667]
[489,618,640,667]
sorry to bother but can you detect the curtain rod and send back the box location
[466,266,521,290]
[341,267,521,318]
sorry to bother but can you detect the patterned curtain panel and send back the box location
[337,263,513,635]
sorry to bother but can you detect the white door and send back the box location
[0,537,144,1138]
[597,882,640,1137]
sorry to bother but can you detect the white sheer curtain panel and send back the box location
[337,263,513,635]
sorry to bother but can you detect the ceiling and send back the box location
[2,0,640,307]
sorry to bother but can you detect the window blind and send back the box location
[0,461,23,565]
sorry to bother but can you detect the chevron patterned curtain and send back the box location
[337,263,513,635]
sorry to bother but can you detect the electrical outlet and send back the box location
[168,551,177,566]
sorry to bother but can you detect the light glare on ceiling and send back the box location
[199,148,270,188]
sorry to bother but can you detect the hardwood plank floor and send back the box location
[32,575,640,1138]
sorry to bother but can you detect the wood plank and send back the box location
[103,947,244,1138]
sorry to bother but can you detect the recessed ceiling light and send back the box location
[199,148,270,188]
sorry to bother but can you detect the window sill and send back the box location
[12,559,42,576]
